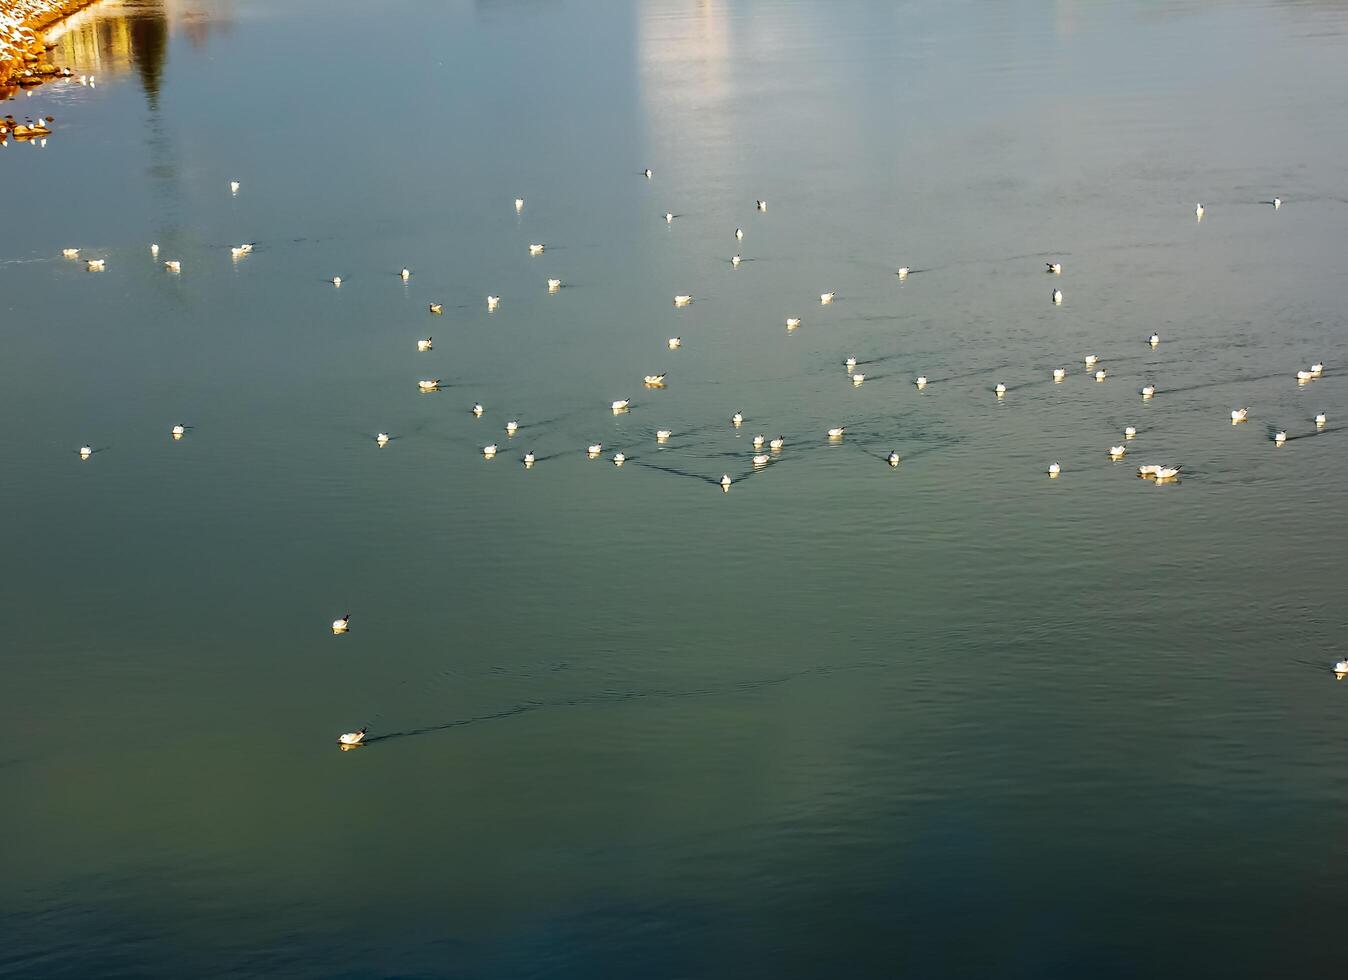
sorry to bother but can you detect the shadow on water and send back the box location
[1158,372,1288,394]
[364,663,882,744]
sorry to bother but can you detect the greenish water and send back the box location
[4,0,1348,976]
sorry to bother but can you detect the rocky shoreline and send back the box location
[1,0,98,95]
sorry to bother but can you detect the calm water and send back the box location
[4,0,1348,976]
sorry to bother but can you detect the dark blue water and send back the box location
[3,0,1348,976]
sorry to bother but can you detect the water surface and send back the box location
[4,0,1348,976]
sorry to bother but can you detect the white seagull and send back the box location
[588,444,603,457]
[1148,333,1160,347]
[164,260,181,272]
[547,279,562,291]
[1084,354,1100,367]
[673,294,692,306]
[1274,431,1287,446]
[505,420,519,435]
[820,292,835,304]
[786,317,801,330]
[79,446,92,459]
[915,376,929,389]
[769,436,785,450]
[887,451,900,466]
[482,444,498,458]
[731,412,744,425]
[613,452,626,466]
[332,614,350,634]
[472,404,485,417]
[337,728,366,745]
[668,337,682,349]
[656,430,672,441]
[994,382,1007,395]
[1094,369,1108,381]
[1048,462,1061,477]
[487,295,500,310]
[61,248,79,258]
[1052,289,1063,305]
[1315,413,1326,427]
[418,379,440,391]
[417,338,433,352]
[827,427,845,439]
[528,243,544,255]
[1141,384,1156,398]
[1125,426,1137,438]
[753,454,770,467]
[1053,368,1066,382]
[1109,445,1126,459]
[515,197,525,211]
[376,432,389,447]
[897,266,910,279]
[752,434,765,448]
[612,398,631,412]
[86,259,105,271]
[1231,408,1249,423]
[720,474,732,491]
[230,180,240,194]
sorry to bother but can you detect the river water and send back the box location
[3,0,1348,976]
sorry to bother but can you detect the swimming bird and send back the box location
[1084,354,1100,367]
[61,248,79,258]
[1311,362,1325,375]
[756,200,767,211]
[1052,289,1063,304]
[612,398,631,412]
[230,180,241,194]
[828,427,845,439]
[752,453,770,467]
[644,374,665,387]
[769,436,785,450]
[375,432,389,447]
[332,614,350,634]
[429,303,443,315]
[1046,262,1062,274]
[150,243,159,256]
[164,260,181,272]
[915,376,928,389]
[588,444,603,457]
[523,452,535,467]
[1275,431,1287,445]
[171,424,186,439]
[1296,370,1316,384]
[417,338,433,352]
[1137,464,1161,476]
[665,212,675,223]
[1148,333,1160,347]
[1048,462,1061,477]
[418,379,440,391]
[786,317,801,329]
[528,243,544,255]
[86,259,105,271]
[483,444,498,458]
[656,430,672,441]
[845,357,857,370]
[731,254,741,267]
[668,337,682,349]
[994,382,1007,395]
[1094,369,1107,381]
[643,169,652,178]
[231,243,254,257]
[1141,384,1156,397]
[887,451,900,466]
[400,268,411,280]
[732,412,744,425]
[505,420,519,435]
[330,276,342,286]
[673,294,692,306]
[1109,445,1126,459]
[1195,203,1205,218]
[613,452,626,466]
[487,295,500,310]
[897,267,910,279]
[472,404,484,417]
[1231,407,1249,423]
[1053,368,1066,382]
[852,373,866,385]
[721,474,732,491]
[1125,426,1137,438]
[752,434,766,448]
[820,292,835,304]
[515,198,524,211]
[79,446,92,459]
[735,227,744,240]
[547,279,562,291]
[1155,466,1181,481]
[1316,412,1326,427]
[1273,197,1282,209]
[337,728,366,745]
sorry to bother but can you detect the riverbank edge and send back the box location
[1,0,100,89]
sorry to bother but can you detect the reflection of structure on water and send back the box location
[45,0,231,104]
